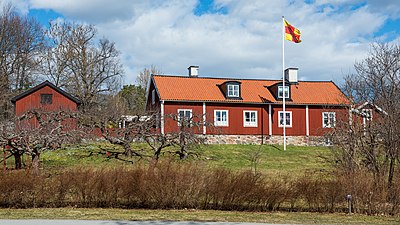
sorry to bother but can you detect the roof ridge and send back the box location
[11,80,81,104]
[152,74,334,83]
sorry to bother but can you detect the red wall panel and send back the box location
[270,105,306,136]
[163,102,204,133]
[163,102,270,135]
[162,102,348,137]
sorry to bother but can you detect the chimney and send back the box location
[188,65,199,77]
[285,68,298,83]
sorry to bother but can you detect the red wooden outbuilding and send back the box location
[11,80,81,129]
[11,80,81,116]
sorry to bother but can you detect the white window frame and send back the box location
[227,84,239,97]
[243,110,257,127]
[362,109,373,121]
[322,112,336,128]
[278,111,292,127]
[152,89,156,105]
[214,110,229,127]
[278,86,289,99]
[177,109,192,126]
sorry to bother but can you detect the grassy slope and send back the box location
[36,143,332,177]
[199,144,332,175]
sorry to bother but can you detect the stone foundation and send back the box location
[205,135,326,146]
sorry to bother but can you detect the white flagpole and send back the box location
[282,16,286,151]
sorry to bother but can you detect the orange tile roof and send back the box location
[152,75,350,105]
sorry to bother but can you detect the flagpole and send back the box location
[282,16,286,151]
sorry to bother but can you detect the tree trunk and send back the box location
[153,147,161,161]
[31,152,40,175]
[123,143,132,158]
[388,156,395,185]
[14,151,22,170]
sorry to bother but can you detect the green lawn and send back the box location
[199,144,332,175]
[31,143,333,176]
[23,142,334,177]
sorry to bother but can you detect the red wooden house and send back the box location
[146,66,351,145]
[11,80,81,128]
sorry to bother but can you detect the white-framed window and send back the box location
[177,109,192,126]
[243,110,257,127]
[227,84,239,97]
[322,112,336,128]
[214,110,229,126]
[152,89,156,105]
[278,86,289,99]
[362,109,373,121]
[278,111,292,127]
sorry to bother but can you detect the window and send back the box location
[278,86,289,99]
[214,110,228,126]
[322,112,336,128]
[177,109,192,126]
[362,109,373,121]
[278,111,292,127]
[227,84,239,97]
[40,94,52,104]
[243,111,257,127]
[152,90,156,105]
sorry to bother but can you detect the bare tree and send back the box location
[42,22,123,111]
[331,42,400,197]
[168,113,211,159]
[0,4,45,119]
[79,95,145,159]
[136,65,161,91]
[0,109,81,174]
[137,112,212,160]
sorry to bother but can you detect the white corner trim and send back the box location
[160,100,164,134]
[306,105,309,136]
[268,104,272,135]
[203,102,206,134]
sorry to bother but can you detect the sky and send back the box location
[3,0,400,86]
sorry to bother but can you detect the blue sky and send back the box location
[4,0,400,85]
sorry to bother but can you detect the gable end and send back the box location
[11,80,81,105]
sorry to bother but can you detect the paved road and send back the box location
[0,220,293,225]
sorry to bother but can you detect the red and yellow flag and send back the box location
[284,19,301,43]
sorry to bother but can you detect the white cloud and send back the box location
[15,0,400,85]
[29,0,166,23]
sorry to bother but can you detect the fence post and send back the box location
[346,194,352,214]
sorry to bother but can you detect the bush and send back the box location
[0,163,399,215]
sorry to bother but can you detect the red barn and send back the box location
[146,66,351,145]
[11,80,81,128]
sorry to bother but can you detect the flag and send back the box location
[284,19,301,43]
